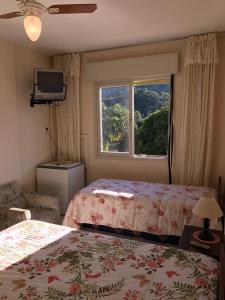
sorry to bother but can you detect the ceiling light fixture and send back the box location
[0,0,97,43]
[24,15,42,42]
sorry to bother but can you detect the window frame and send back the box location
[96,76,171,160]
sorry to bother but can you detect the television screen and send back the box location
[33,69,66,102]
[37,71,64,93]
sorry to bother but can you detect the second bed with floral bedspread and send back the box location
[0,220,219,299]
[63,178,221,236]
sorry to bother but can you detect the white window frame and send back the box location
[96,76,171,159]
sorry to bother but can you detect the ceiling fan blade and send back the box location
[48,4,97,15]
[0,12,23,19]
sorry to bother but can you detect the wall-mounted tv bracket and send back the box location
[30,83,67,107]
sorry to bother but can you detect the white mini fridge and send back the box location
[37,161,84,215]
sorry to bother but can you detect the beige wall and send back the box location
[0,38,52,191]
[80,33,225,189]
[0,39,21,184]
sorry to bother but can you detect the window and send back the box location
[98,76,171,158]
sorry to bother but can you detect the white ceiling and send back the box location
[0,0,225,55]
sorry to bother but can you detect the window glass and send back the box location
[100,86,129,153]
[134,79,170,156]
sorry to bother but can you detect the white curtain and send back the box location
[53,53,80,162]
[179,33,218,186]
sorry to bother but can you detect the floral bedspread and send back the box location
[63,179,221,236]
[0,220,219,299]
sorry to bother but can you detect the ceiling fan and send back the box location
[0,0,97,42]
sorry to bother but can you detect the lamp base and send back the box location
[198,229,214,241]
[193,231,221,244]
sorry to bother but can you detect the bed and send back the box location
[63,178,222,236]
[0,220,221,299]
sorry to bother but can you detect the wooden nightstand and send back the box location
[178,225,224,260]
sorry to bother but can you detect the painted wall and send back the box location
[80,33,225,189]
[0,39,21,184]
[0,38,52,191]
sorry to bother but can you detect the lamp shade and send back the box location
[192,194,223,219]
[24,16,42,42]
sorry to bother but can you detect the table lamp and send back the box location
[192,194,223,243]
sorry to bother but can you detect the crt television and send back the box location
[33,69,67,102]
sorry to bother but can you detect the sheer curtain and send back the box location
[53,53,80,162]
[179,33,218,186]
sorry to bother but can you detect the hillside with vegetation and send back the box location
[101,84,170,155]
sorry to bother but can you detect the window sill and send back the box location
[97,153,168,161]
[133,154,168,160]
